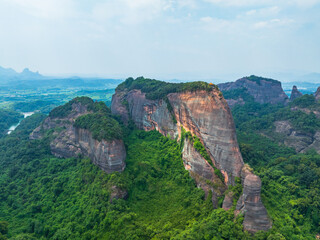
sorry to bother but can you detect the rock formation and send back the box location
[236,165,272,232]
[111,78,272,232]
[30,99,126,173]
[315,87,320,101]
[290,86,303,101]
[218,75,288,106]
[274,120,320,154]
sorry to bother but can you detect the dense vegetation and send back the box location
[290,94,320,109]
[0,109,22,137]
[48,97,123,141]
[74,113,123,141]
[222,88,254,102]
[1,88,320,239]
[116,77,216,100]
[232,98,320,239]
[49,97,95,118]
[245,75,280,85]
[13,100,58,114]
[0,114,250,239]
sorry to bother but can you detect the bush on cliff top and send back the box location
[49,97,123,141]
[49,97,95,118]
[74,112,123,141]
[116,76,216,100]
[246,75,280,85]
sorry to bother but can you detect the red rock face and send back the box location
[111,88,272,232]
[182,138,226,207]
[168,90,243,184]
[30,103,126,173]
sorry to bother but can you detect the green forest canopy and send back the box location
[116,77,217,100]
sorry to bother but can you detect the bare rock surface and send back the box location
[274,120,320,154]
[218,76,288,106]
[111,86,271,232]
[182,138,226,207]
[315,87,320,101]
[30,102,126,173]
[290,86,303,101]
[236,165,272,232]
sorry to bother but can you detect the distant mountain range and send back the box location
[0,66,123,90]
[0,66,43,82]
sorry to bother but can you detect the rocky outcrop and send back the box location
[290,86,303,101]
[274,120,320,154]
[236,165,272,233]
[218,76,288,106]
[182,138,225,207]
[31,101,126,173]
[112,89,243,184]
[111,82,272,232]
[315,87,320,101]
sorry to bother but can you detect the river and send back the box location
[7,112,35,135]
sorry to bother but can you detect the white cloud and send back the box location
[253,18,294,29]
[204,0,320,7]
[2,0,77,19]
[245,6,280,17]
[91,0,171,25]
[200,16,241,33]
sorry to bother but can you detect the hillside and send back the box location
[218,75,289,107]
[0,78,319,239]
[230,94,320,238]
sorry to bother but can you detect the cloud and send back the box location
[245,6,280,17]
[2,0,77,19]
[204,0,320,7]
[253,18,294,29]
[91,0,171,25]
[200,17,241,33]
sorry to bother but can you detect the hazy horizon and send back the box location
[0,0,319,82]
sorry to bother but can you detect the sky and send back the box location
[0,0,319,82]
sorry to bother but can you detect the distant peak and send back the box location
[290,85,303,101]
[243,75,280,85]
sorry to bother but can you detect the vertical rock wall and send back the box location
[111,88,272,232]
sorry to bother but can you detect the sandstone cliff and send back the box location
[218,75,288,107]
[290,86,303,101]
[31,98,126,173]
[111,78,272,232]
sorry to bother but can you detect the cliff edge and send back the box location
[30,97,126,173]
[218,75,288,107]
[111,77,272,232]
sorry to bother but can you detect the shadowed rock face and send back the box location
[30,102,126,173]
[236,166,272,232]
[315,87,320,101]
[290,86,303,101]
[218,76,288,105]
[111,86,272,232]
[182,138,226,207]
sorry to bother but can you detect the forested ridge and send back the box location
[230,93,320,239]
[0,92,319,239]
[116,77,217,100]
[0,109,22,137]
